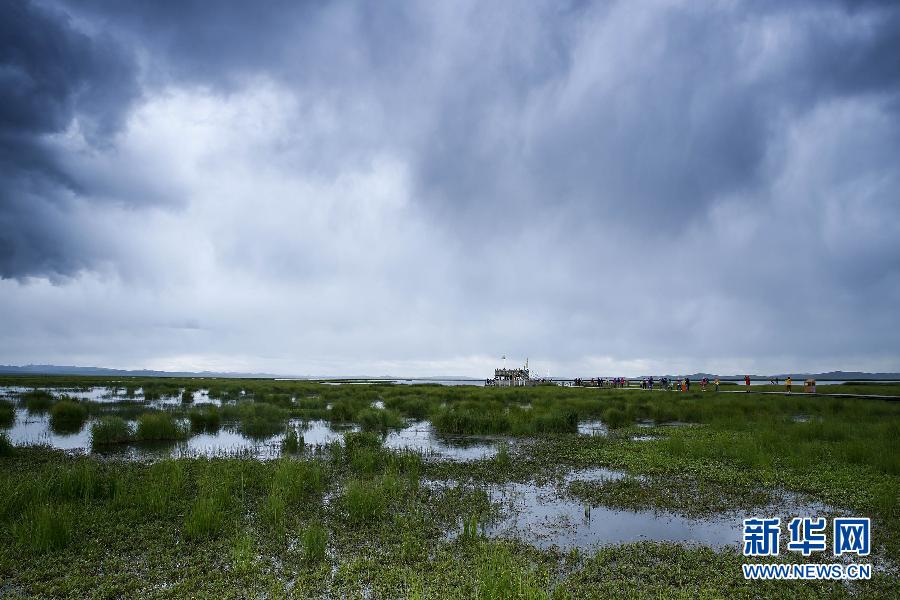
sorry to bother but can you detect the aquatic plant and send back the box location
[344,430,383,453]
[188,405,222,433]
[90,416,133,447]
[343,478,386,524]
[384,395,431,420]
[271,459,325,503]
[183,493,226,540]
[262,459,325,531]
[262,489,287,531]
[495,442,511,468]
[21,389,55,413]
[461,514,481,544]
[357,407,405,431]
[53,461,119,503]
[602,406,628,429]
[231,530,256,575]
[281,427,303,454]
[0,400,14,428]
[0,431,12,456]
[236,402,288,440]
[181,389,195,403]
[12,503,74,554]
[49,399,88,434]
[473,542,553,599]
[121,460,184,516]
[301,521,328,563]
[135,412,188,441]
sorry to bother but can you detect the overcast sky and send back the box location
[1,0,898,377]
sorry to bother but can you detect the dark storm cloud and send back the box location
[0,0,139,278]
[0,0,898,373]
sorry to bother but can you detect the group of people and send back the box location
[654,376,720,392]
[572,375,799,394]
[573,376,723,392]
[573,377,630,388]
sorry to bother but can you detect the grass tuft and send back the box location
[49,399,88,434]
[188,405,222,433]
[135,412,188,441]
[12,504,74,554]
[301,520,328,563]
[0,431,13,456]
[281,427,303,454]
[21,389,55,413]
[0,400,15,428]
[231,530,256,575]
[90,416,133,447]
[184,493,227,540]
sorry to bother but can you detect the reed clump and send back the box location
[0,400,15,428]
[188,405,222,433]
[90,416,133,447]
[135,412,188,441]
[49,399,88,433]
[301,520,328,563]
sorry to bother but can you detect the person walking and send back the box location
[744,375,751,392]
[786,376,792,394]
[714,377,720,392]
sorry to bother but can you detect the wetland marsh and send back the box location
[0,376,898,598]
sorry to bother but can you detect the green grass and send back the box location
[119,460,185,516]
[188,405,222,433]
[20,389,55,413]
[343,478,388,524]
[0,376,898,597]
[231,530,257,575]
[183,493,227,540]
[90,416,133,447]
[232,402,288,439]
[281,426,303,454]
[49,399,88,434]
[0,400,15,428]
[0,431,13,456]
[301,521,328,563]
[263,459,326,530]
[431,402,578,435]
[11,504,74,554]
[135,412,188,441]
[357,407,406,430]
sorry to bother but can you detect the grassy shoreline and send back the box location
[0,377,898,597]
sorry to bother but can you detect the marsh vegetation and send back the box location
[0,375,897,597]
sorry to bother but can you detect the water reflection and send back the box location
[451,468,838,551]
[385,421,501,461]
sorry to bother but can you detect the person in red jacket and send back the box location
[745,375,751,392]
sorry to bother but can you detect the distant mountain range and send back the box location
[0,364,897,381]
[0,364,276,378]
[0,364,479,380]
[654,371,900,381]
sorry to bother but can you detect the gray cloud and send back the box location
[0,0,898,374]
[0,0,139,278]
